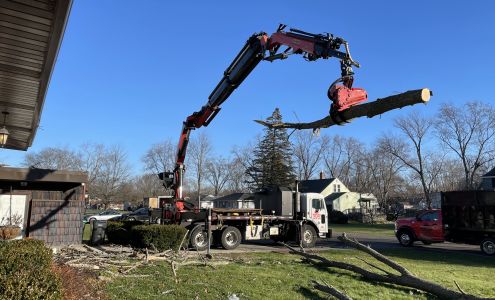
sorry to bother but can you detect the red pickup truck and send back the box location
[395,209,444,247]
[395,192,495,256]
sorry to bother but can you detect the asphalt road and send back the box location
[210,230,484,256]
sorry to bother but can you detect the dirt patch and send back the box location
[53,264,108,300]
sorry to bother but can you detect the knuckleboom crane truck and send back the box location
[152,25,368,250]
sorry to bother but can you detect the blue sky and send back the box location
[1,1,494,173]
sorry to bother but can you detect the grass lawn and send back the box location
[105,248,495,300]
[330,221,396,237]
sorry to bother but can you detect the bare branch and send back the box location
[312,280,352,300]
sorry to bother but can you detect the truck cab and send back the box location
[300,192,329,238]
[395,209,444,246]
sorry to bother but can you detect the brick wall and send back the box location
[28,199,85,246]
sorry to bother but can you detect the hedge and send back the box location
[0,239,61,300]
[105,220,143,245]
[105,222,187,251]
[131,224,187,251]
[329,210,349,224]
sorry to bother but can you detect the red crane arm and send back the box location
[160,25,367,200]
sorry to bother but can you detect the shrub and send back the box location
[329,210,349,224]
[105,220,143,245]
[0,239,61,300]
[106,221,130,244]
[0,226,21,240]
[131,225,187,251]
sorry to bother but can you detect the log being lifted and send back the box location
[255,88,432,130]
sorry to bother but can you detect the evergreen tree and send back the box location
[246,108,295,189]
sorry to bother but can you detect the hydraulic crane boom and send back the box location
[159,25,367,203]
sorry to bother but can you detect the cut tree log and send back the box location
[255,88,432,130]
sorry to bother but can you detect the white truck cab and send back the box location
[300,192,328,237]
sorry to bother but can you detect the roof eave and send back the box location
[26,0,73,150]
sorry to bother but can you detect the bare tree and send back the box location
[186,132,212,201]
[433,158,465,191]
[79,143,106,193]
[91,146,131,208]
[132,173,163,198]
[435,101,495,189]
[225,155,249,193]
[293,131,326,180]
[205,157,231,196]
[368,142,405,209]
[349,147,374,194]
[24,147,82,170]
[322,135,363,185]
[232,140,258,191]
[380,114,442,208]
[142,139,176,174]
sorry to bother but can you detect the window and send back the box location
[333,184,337,192]
[312,198,322,210]
[337,184,341,192]
[420,211,439,222]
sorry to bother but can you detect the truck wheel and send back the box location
[398,230,414,247]
[190,226,210,251]
[480,238,495,256]
[221,226,241,250]
[301,225,317,248]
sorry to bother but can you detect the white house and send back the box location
[299,178,378,213]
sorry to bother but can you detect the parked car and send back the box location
[84,210,122,223]
[395,191,495,255]
[121,207,151,222]
[395,209,444,247]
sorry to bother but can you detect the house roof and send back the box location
[299,178,336,193]
[213,193,255,202]
[0,0,72,150]
[0,166,87,191]
[483,167,495,177]
[324,192,345,203]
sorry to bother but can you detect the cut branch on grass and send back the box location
[312,280,352,300]
[338,233,412,276]
[283,234,493,300]
[254,89,431,130]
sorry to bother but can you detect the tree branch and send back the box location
[312,280,352,300]
[283,235,492,300]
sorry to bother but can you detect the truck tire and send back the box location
[480,238,495,256]
[301,225,317,248]
[397,230,414,247]
[221,226,241,250]
[190,226,210,251]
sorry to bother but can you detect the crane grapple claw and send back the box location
[328,85,368,112]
